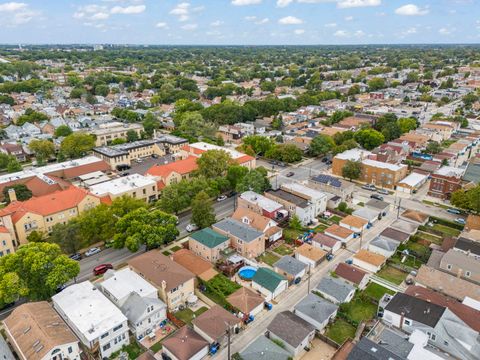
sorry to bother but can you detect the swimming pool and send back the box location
[238,266,257,280]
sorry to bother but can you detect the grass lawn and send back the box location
[283,228,303,244]
[416,231,442,245]
[422,200,450,210]
[325,319,356,345]
[376,266,408,285]
[330,215,343,224]
[109,342,144,359]
[406,241,431,258]
[389,253,421,269]
[432,224,461,237]
[207,274,241,297]
[162,250,171,256]
[170,245,182,252]
[257,252,281,266]
[363,283,395,301]
[273,244,294,256]
[313,224,328,232]
[150,342,162,353]
[340,297,377,323]
[174,307,208,324]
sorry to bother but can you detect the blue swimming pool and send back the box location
[238,266,257,280]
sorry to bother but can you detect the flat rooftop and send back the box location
[240,190,283,213]
[266,189,310,208]
[89,173,156,196]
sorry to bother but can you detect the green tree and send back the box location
[450,190,471,211]
[113,208,179,252]
[69,87,85,99]
[289,215,303,231]
[3,184,32,204]
[6,157,21,173]
[110,138,126,145]
[242,135,274,155]
[227,165,249,189]
[176,111,216,139]
[367,77,386,91]
[158,181,191,214]
[197,150,232,178]
[236,168,271,194]
[60,133,95,159]
[354,128,385,150]
[29,139,55,165]
[26,230,45,243]
[397,117,418,133]
[191,191,216,229]
[142,112,160,137]
[342,160,362,181]
[425,141,442,154]
[94,84,109,97]
[0,95,15,105]
[126,130,139,142]
[309,135,335,157]
[49,220,83,254]
[54,125,73,137]
[16,108,49,126]
[0,242,80,302]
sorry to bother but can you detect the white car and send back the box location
[217,195,227,202]
[186,223,199,232]
[85,247,101,257]
[454,218,466,225]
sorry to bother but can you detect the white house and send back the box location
[99,269,167,341]
[280,183,328,217]
[52,281,129,359]
[252,267,288,301]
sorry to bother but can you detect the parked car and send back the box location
[227,190,237,198]
[362,184,376,191]
[447,208,461,215]
[326,160,332,165]
[217,195,228,202]
[186,223,199,232]
[370,194,384,201]
[69,253,81,261]
[286,172,295,177]
[85,247,101,257]
[455,218,466,225]
[321,157,328,163]
[152,154,158,159]
[93,263,113,276]
[377,189,389,195]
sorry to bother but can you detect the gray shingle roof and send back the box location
[369,236,399,252]
[240,336,291,360]
[121,292,166,324]
[347,338,402,360]
[294,293,338,325]
[274,256,307,276]
[365,199,390,211]
[267,311,315,348]
[213,218,263,243]
[315,276,355,303]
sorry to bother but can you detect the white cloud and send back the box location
[91,12,110,20]
[334,30,348,37]
[354,29,365,37]
[294,28,305,34]
[277,0,293,7]
[344,15,353,21]
[337,0,381,8]
[255,17,269,24]
[181,23,197,30]
[439,27,454,35]
[110,5,145,14]
[0,2,26,12]
[403,26,417,35]
[245,15,257,21]
[155,22,168,28]
[170,2,190,21]
[210,20,223,26]
[231,0,262,5]
[324,22,337,27]
[278,16,303,25]
[395,4,429,16]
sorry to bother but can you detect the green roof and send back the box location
[190,228,229,248]
[252,267,286,292]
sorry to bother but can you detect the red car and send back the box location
[93,263,113,276]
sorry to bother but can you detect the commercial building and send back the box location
[88,174,158,202]
[91,122,144,146]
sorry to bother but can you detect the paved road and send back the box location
[214,211,398,359]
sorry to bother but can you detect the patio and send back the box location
[140,321,177,349]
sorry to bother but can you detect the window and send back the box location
[446,264,452,270]
[101,332,109,339]
[430,334,436,341]
[68,347,72,354]
[103,344,111,351]
[113,324,123,332]
[403,319,412,326]
[444,340,449,346]
[1,240,5,246]
[465,271,471,277]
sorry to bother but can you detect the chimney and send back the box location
[8,188,17,202]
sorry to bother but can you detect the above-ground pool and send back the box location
[238,266,257,281]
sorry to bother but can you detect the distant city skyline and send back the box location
[0,0,478,45]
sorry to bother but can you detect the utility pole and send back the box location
[226,323,231,360]
[397,198,402,219]
[307,264,311,293]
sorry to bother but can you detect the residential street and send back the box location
[213,211,398,359]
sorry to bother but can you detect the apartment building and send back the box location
[238,191,286,220]
[145,156,198,188]
[93,140,166,169]
[332,148,408,189]
[181,142,256,170]
[4,302,81,360]
[88,174,158,203]
[0,226,15,256]
[188,228,230,262]
[428,166,464,200]
[91,122,144,146]
[280,182,327,217]
[52,281,129,359]
[264,189,315,225]
[0,186,101,245]
[128,251,195,311]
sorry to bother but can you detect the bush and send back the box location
[430,216,464,230]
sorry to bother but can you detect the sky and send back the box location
[0,0,479,45]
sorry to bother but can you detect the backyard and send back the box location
[273,244,294,256]
[202,274,241,306]
[174,307,208,324]
[257,251,281,266]
[283,228,302,244]
[339,296,377,323]
[109,341,144,359]
[363,283,395,302]
[325,319,356,345]
[376,266,408,285]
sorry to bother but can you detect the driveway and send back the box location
[302,338,336,360]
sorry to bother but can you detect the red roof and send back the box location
[0,226,9,233]
[146,156,198,179]
[334,263,368,285]
[0,186,96,223]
